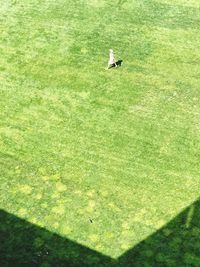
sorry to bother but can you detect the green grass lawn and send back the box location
[0,0,200,266]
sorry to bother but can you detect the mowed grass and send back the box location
[0,0,200,261]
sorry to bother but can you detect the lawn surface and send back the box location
[0,0,200,265]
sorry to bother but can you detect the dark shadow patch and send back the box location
[1,199,200,266]
[0,209,114,267]
[118,198,200,267]
[116,59,123,67]
[108,60,123,69]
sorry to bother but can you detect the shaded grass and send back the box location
[1,199,200,266]
[0,0,200,259]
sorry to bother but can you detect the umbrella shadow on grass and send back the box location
[1,199,200,267]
